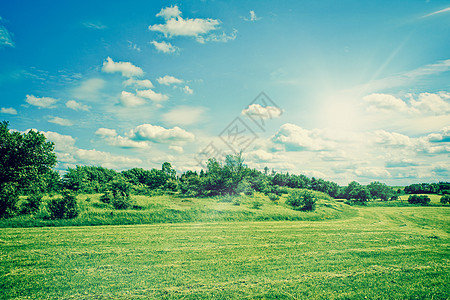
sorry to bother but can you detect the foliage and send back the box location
[286,190,316,211]
[367,181,395,201]
[63,165,118,193]
[251,200,263,209]
[408,195,431,206]
[343,181,370,204]
[404,182,449,195]
[0,182,19,218]
[48,190,79,219]
[20,193,43,215]
[0,121,57,195]
[267,193,280,201]
[439,194,450,205]
[101,176,133,209]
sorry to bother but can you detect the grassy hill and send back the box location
[1,190,358,228]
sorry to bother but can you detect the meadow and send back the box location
[0,201,449,299]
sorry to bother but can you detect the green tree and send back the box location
[367,181,394,201]
[286,190,317,211]
[0,121,57,217]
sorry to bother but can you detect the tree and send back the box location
[367,181,394,201]
[408,195,430,206]
[286,190,316,211]
[0,121,57,217]
[343,181,370,204]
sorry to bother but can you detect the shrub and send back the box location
[267,193,280,201]
[251,201,263,209]
[48,191,79,219]
[100,177,133,209]
[440,195,450,205]
[21,193,43,215]
[408,195,431,206]
[286,190,316,211]
[0,182,19,218]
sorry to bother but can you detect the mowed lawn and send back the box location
[0,206,449,299]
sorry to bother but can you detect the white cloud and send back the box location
[95,127,149,149]
[182,85,194,95]
[48,116,73,126]
[169,145,184,153]
[82,21,107,29]
[157,75,183,85]
[151,40,179,53]
[242,104,282,120]
[128,123,195,143]
[123,78,154,89]
[127,41,141,52]
[373,130,412,147]
[410,92,450,114]
[25,95,58,108]
[42,131,76,152]
[120,91,146,107]
[136,89,168,102]
[149,5,220,40]
[423,7,450,18]
[0,21,14,47]
[196,29,237,43]
[75,149,142,168]
[155,5,182,20]
[95,128,118,137]
[102,57,144,78]
[272,123,334,151]
[363,93,408,112]
[246,149,274,161]
[1,107,17,115]
[66,100,90,111]
[355,167,391,178]
[72,78,105,100]
[250,11,259,21]
[162,106,206,126]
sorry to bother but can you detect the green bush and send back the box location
[21,193,43,215]
[440,194,450,205]
[267,193,280,201]
[100,177,133,210]
[408,195,431,206]
[48,191,79,219]
[286,190,316,211]
[0,182,19,218]
[251,201,263,209]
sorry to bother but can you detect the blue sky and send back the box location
[0,0,449,185]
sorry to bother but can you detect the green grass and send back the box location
[0,206,449,299]
[1,192,357,228]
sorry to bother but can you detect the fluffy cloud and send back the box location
[155,5,182,20]
[410,92,450,114]
[149,5,220,41]
[363,93,408,112]
[242,104,282,120]
[123,78,154,89]
[363,92,450,115]
[354,167,391,178]
[25,95,58,108]
[95,128,118,137]
[42,131,76,152]
[120,91,146,107]
[1,107,17,115]
[129,123,195,143]
[157,75,183,85]
[102,57,144,78]
[48,116,73,126]
[136,89,168,102]
[272,123,333,151]
[151,40,179,53]
[162,106,206,126]
[182,85,194,95]
[66,100,90,111]
[75,149,142,167]
[96,127,149,149]
[373,130,412,147]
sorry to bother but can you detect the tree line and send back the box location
[1,121,448,218]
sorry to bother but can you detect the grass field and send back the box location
[1,205,449,299]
